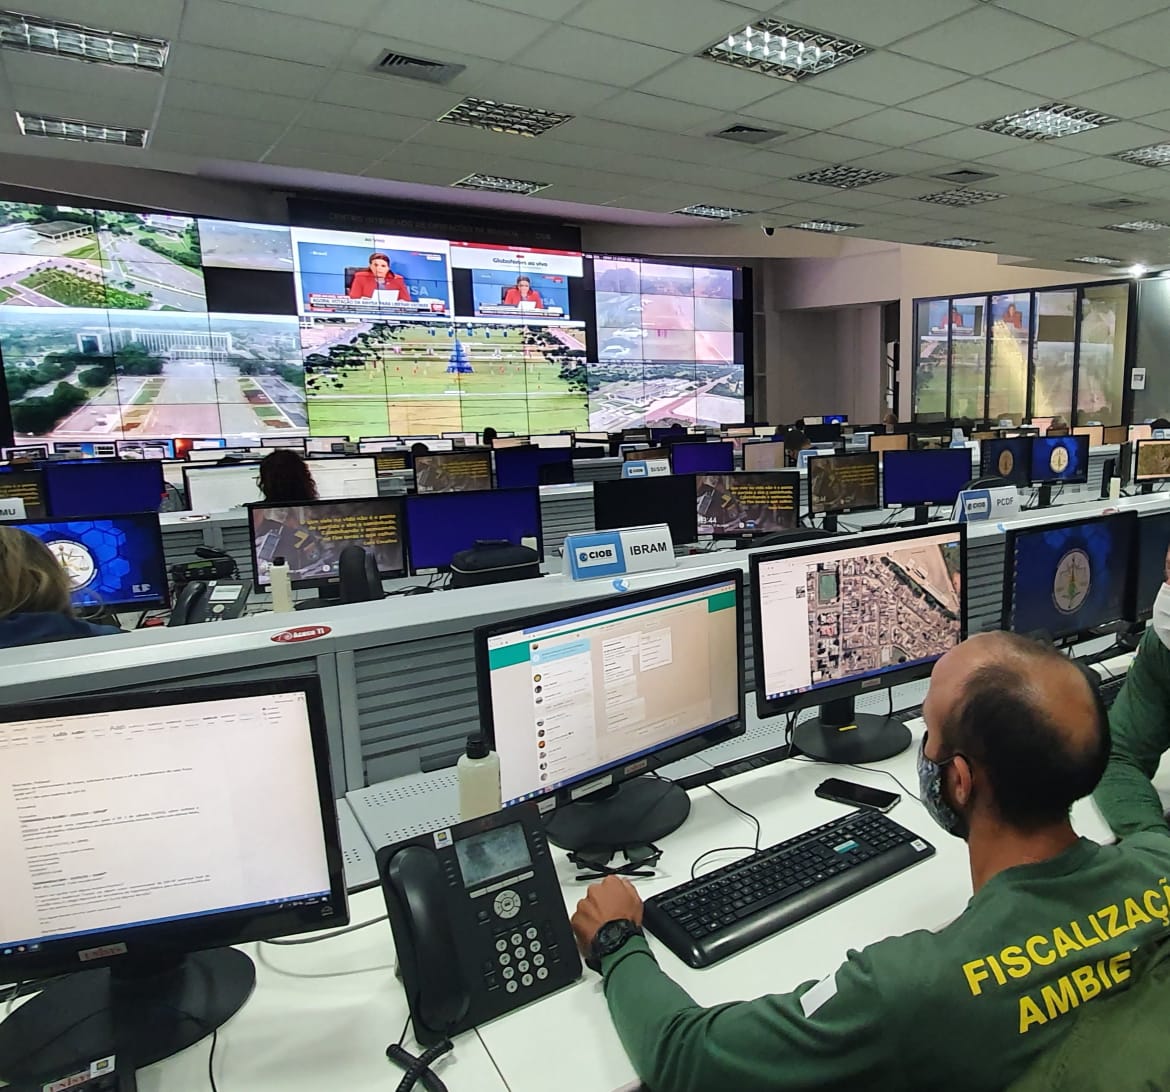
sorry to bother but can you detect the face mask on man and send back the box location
[1152,582,1170,651]
[917,735,968,840]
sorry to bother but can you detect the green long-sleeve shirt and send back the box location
[1094,626,1170,837]
[601,833,1170,1091]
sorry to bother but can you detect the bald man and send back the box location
[571,633,1170,1092]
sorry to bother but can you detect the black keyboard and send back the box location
[644,810,935,968]
[1099,675,1125,708]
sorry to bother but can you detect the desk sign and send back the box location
[621,459,671,478]
[952,486,1019,523]
[0,496,25,520]
[564,524,676,580]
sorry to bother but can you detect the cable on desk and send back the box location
[690,845,759,881]
[706,784,761,851]
[791,754,922,806]
[686,784,764,880]
[208,1027,220,1092]
[263,914,387,946]
[3,979,22,1017]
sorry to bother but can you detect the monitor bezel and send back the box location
[246,495,409,590]
[411,448,494,495]
[1133,439,1170,484]
[1001,510,1138,645]
[696,470,801,539]
[403,485,544,574]
[1028,434,1091,486]
[806,451,882,518]
[493,444,575,490]
[592,474,700,545]
[881,448,974,508]
[750,523,968,721]
[0,676,348,981]
[475,568,746,811]
[668,440,735,475]
[12,512,171,611]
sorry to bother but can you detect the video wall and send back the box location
[0,200,748,447]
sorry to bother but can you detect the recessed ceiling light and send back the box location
[701,20,869,81]
[790,219,860,233]
[15,111,147,147]
[979,103,1118,141]
[1105,220,1170,233]
[452,173,549,195]
[1069,255,1123,265]
[927,238,991,249]
[0,9,169,72]
[917,188,1005,207]
[437,96,572,138]
[1113,143,1170,168]
[793,165,896,189]
[675,204,753,220]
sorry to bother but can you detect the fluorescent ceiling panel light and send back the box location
[979,102,1118,141]
[675,204,753,220]
[0,9,168,71]
[1128,263,1148,276]
[917,188,1005,207]
[1105,220,1170,233]
[16,111,147,147]
[790,220,860,233]
[928,238,990,249]
[437,96,571,137]
[452,173,549,195]
[1113,144,1170,168]
[1069,255,1123,265]
[702,20,868,81]
[793,165,895,189]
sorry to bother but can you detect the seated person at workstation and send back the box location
[258,448,318,504]
[1047,416,1070,437]
[0,526,120,649]
[482,426,498,447]
[784,427,811,466]
[883,411,898,433]
[348,252,412,300]
[571,633,1170,1091]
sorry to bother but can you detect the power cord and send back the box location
[386,1012,452,1092]
[688,783,764,880]
[263,914,387,946]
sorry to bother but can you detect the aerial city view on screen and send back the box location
[806,541,962,686]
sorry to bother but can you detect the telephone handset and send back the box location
[168,579,251,626]
[377,804,582,1046]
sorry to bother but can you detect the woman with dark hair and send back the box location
[258,449,318,504]
[348,253,412,301]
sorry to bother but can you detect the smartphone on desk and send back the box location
[815,777,900,813]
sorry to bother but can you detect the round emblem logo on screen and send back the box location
[997,450,1014,477]
[1049,445,1069,475]
[1053,549,1091,614]
[47,539,96,589]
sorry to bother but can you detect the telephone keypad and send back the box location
[488,918,562,996]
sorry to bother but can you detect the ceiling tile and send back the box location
[908,128,1021,160]
[158,109,287,145]
[522,27,680,86]
[587,92,726,133]
[773,0,978,47]
[293,103,431,141]
[974,144,1091,170]
[736,151,835,180]
[14,0,185,37]
[1099,10,1170,66]
[224,0,381,24]
[276,129,406,158]
[892,7,1073,76]
[361,161,454,185]
[167,45,330,97]
[1036,157,1153,184]
[149,132,272,159]
[0,50,163,100]
[811,53,966,106]
[163,79,306,124]
[901,78,1034,126]
[779,132,888,163]
[829,108,960,146]
[742,86,881,129]
[262,147,381,175]
[636,57,776,110]
[313,73,462,120]
[388,140,492,173]
[1086,72,1170,120]
[992,0,1170,37]
[567,0,760,54]
[986,43,1152,100]
[1056,122,1170,157]
[476,0,584,17]
[10,86,156,128]
[460,65,615,114]
[366,0,552,62]
[180,1,357,66]
[847,148,959,175]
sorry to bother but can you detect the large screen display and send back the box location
[0,200,747,446]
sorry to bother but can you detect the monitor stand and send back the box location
[792,696,911,764]
[912,505,930,526]
[543,776,690,851]
[1035,483,1054,508]
[822,513,839,532]
[1141,483,1155,496]
[0,948,255,1083]
[295,583,341,611]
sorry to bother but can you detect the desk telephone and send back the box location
[377,805,581,1045]
[168,579,251,626]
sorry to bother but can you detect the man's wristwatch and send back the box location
[587,918,643,972]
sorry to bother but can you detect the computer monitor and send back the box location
[183,463,262,512]
[494,445,575,489]
[752,524,965,762]
[1101,425,1128,445]
[868,433,910,453]
[882,449,973,518]
[1132,512,1170,624]
[696,472,799,538]
[669,441,734,475]
[41,461,166,518]
[1074,425,1104,447]
[52,440,118,458]
[476,570,744,849]
[116,439,175,460]
[442,431,480,445]
[0,677,347,1082]
[248,496,406,590]
[175,437,227,459]
[981,437,1031,487]
[1029,416,1055,435]
[491,436,530,450]
[404,487,543,573]
[1130,425,1153,443]
[743,439,786,472]
[1029,435,1090,486]
[413,449,493,494]
[807,452,880,523]
[374,451,411,475]
[306,435,350,454]
[15,513,169,611]
[574,432,609,444]
[593,476,699,546]
[404,437,455,452]
[804,423,842,444]
[260,436,307,450]
[1002,511,1136,647]
[308,456,379,500]
[0,467,46,518]
[1133,439,1170,484]
[358,437,403,453]
[721,426,754,438]
[3,443,49,461]
[529,433,573,449]
[824,414,848,425]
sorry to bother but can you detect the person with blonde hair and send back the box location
[0,526,120,649]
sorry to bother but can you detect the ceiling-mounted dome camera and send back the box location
[761,223,777,237]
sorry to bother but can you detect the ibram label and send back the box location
[271,625,332,644]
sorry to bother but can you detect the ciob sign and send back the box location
[563,525,676,580]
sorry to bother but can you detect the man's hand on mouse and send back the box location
[571,874,645,956]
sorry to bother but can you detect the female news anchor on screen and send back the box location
[503,275,542,309]
[349,253,412,301]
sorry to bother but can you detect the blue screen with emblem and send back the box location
[1029,435,1090,485]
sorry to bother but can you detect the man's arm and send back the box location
[1094,627,1170,837]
